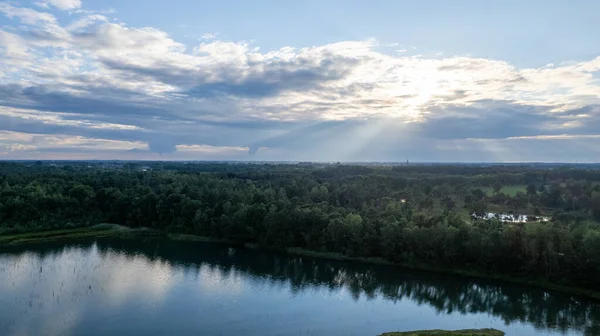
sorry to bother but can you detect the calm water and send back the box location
[1,239,599,336]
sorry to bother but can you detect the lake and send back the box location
[0,239,598,336]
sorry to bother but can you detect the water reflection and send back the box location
[0,242,179,335]
[0,239,599,336]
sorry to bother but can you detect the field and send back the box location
[380,329,504,336]
[478,185,527,196]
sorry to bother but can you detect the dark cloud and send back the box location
[100,55,359,99]
[3,91,600,161]
[25,28,66,45]
[0,84,166,118]
[418,101,561,139]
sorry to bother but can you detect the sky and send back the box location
[0,0,599,162]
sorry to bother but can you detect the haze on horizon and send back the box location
[1,0,599,162]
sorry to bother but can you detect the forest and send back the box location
[2,161,600,292]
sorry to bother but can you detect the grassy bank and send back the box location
[380,329,504,336]
[167,233,232,244]
[286,248,394,265]
[0,224,158,245]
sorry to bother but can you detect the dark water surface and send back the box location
[1,239,599,336]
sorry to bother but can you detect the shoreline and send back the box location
[0,224,160,245]
[284,247,600,300]
[1,226,599,300]
[380,329,504,336]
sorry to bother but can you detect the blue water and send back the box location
[0,239,597,336]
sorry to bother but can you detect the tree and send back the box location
[591,191,600,220]
[468,200,488,217]
[69,185,95,205]
[527,184,537,196]
[493,182,503,194]
[441,196,456,213]
[471,188,486,200]
[310,185,329,202]
[326,213,363,254]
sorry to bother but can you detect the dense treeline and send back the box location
[2,162,600,291]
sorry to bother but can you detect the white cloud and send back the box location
[42,0,82,11]
[0,130,144,152]
[201,32,217,40]
[0,3,69,49]
[0,3,57,25]
[0,29,28,58]
[33,1,50,9]
[0,106,141,131]
[74,23,185,57]
[177,144,248,154]
[506,134,600,140]
[0,2,600,160]
[67,14,108,31]
[73,7,116,15]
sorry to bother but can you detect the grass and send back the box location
[380,329,504,336]
[485,203,516,214]
[168,233,232,244]
[478,185,527,196]
[0,224,158,245]
[287,247,393,265]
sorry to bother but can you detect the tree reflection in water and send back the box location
[3,239,599,336]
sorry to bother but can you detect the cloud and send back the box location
[0,3,69,48]
[41,0,82,11]
[0,29,29,60]
[0,3,599,161]
[201,33,217,40]
[67,14,108,31]
[0,4,57,25]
